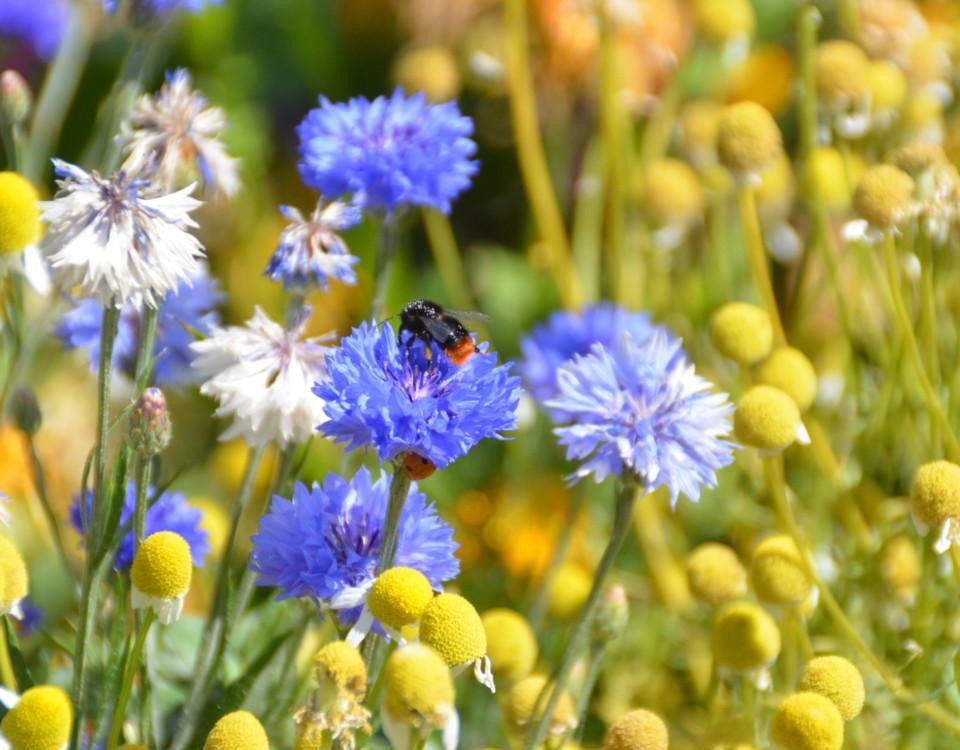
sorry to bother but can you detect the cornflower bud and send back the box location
[592,584,629,643]
[0,685,72,750]
[129,387,172,457]
[603,708,668,750]
[735,385,810,453]
[481,608,538,684]
[797,655,865,720]
[10,387,41,437]
[0,172,40,255]
[686,542,746,606]
[130,531,193,624]
[769,692,843,750]
[0,71,31,128]
[710,302,773,366]
[203,711,269,750]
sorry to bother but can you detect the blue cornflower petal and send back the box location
[0,0,68,59]
[296,88,478,214]
[249,467,459,623]
[314,321,520,469]
[546,330,736,506]
[70,482,209,570]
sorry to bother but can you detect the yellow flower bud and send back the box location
[642,159,704,228]
[393,46,461,103]
[130,531,193,624]
[547,562,592,620]
[756,347,817,413]
[717,102,782,177]
[910,460,960,530]
[0,172,40,255]
[686,542,746,606]
[710,302,773,366]
[749,534,812,606]
[203,711,269,750]
[869,60,907,114]
[802,147,852,212]
[815,41,871,107]
[853,165,915,229]
[383,643,455,730]
[603,708,668,750]
[504,675,576,739]
[769,692,843,750]
[798,655,865,720]
[0,685,72,750]
[879,535,920,597]
[368,566,434,630]
[734,385,808,453]
[481,608,538,684]
[314,640,367,698]
[711,601,781,672]
[694,0,755,45]
[0,534,28,618]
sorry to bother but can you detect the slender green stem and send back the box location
[881,234,960,461]
[70,553,113,750]
[133,306,160,393]
[796,3,820,159]
[524,481,637,750]
[371,215,398,323]
[0,275,25,415]
[169,445,266,750]
[105,611,155,750]
[90,306,122,543]
[133,456,152,550]
[573,641,606,744]
[375,466,412,576]
[528,489,585,630]
[25,434,73,578]
[503,0,581,308]
[737,185,786,345]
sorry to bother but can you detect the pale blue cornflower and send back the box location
[264,199,361,292]
[296,88,478,214]
[546,330,735,505]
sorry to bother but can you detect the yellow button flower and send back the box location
[393,46,460,103]
[686,542,746,606]
[504,674,576,741]
[749,534,813,607]
[694,0,754,45]
[798,655,865,720]
[641,158,704,241]
[203,710,269,750]
[368,566,434,631]
[710,302,773,366]
[880,535,920,599]
[869,60,907,120]
[0,173,40,255]
[419,592,494,692]
[481,608,538,685]
[603,708,668,750]
[314,640,367,698]
[911,460,960,553]
[756,347,817,413]
[802,147,851,213]
[769,692,843,750]
[735,385,809,453]
[0,685,72,750]
[382,644,456,750]
[853,164,915,231]
[711,601,781,675]
[815,41,870,107]
[0,535,28,619]
[547,562,592,620]
[130,531,193,624]
[717,102,782,180]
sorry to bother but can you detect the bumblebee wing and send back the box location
[421,316,457,342]
[444,307,490,323]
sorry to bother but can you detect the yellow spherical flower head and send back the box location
[419,593,494,692]
[504,674,576,740]
[798,655,865,720]
[869,60,907,122]
[547,562,592,620]
[0,685,72,750]
[393,46,461,103]
[880,534,920,599]
[711,601,781,682]
[203,711,269,750]
[735,385,809,454]
[717,102,782,181]
[641,159,704,247]
[603,708,668,750]
[749,535,812,607]
[814,41,871,138]
[694,0,754,46]
[911,460,960,554]
[481,608,538,684]
[130,531,193,624]
[852,164,915,233]
[368,566,434,631]
[755,347,817,413]
[769,692,843,750]
[686,542,746,606]
[710,302,773,367]
[382,644,456,750]
[903,91,944,138]
[802,147,852,213]
[0,173,40,255]
[314,640,367,698]
[0,534,28,619]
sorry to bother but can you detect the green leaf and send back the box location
[4,618,33,690]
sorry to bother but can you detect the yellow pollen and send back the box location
[0,685,72,750]
[203,710,269,750]
[367,566,434,630]
[419,592,487,667]
[130,531,193,599]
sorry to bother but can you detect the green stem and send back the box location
[133,306,160,393]
[89,305,122,544]
[169,444,266,750]
[796,3,820,159]
[371,215,398,323]
[524,481,637,750]
[70,553,113,749]
[105,611,155,750]
[737,185,786,345]
[375,466,412,576]
[573,641,606,744]
[133,455,152,550]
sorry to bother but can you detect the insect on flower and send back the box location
[399,299,488,367]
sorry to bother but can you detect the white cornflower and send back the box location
[41,160,204,308]
[191,306,331,447]
[119,68,240,198]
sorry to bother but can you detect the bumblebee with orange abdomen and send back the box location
[399,299,487,366]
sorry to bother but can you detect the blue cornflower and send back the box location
[296,88,478,214]
[0,0,67,59]
[546,330,735,505]
[250,467,459,622]
[315,322,520,472]
[264,200,361,292]
[103,0,222,13]
[56,270,222,388]
[520,303,671,412]
[70,482,209,570]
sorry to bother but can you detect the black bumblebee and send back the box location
[399,299,487,366]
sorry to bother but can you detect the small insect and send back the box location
[398,299,488,366]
